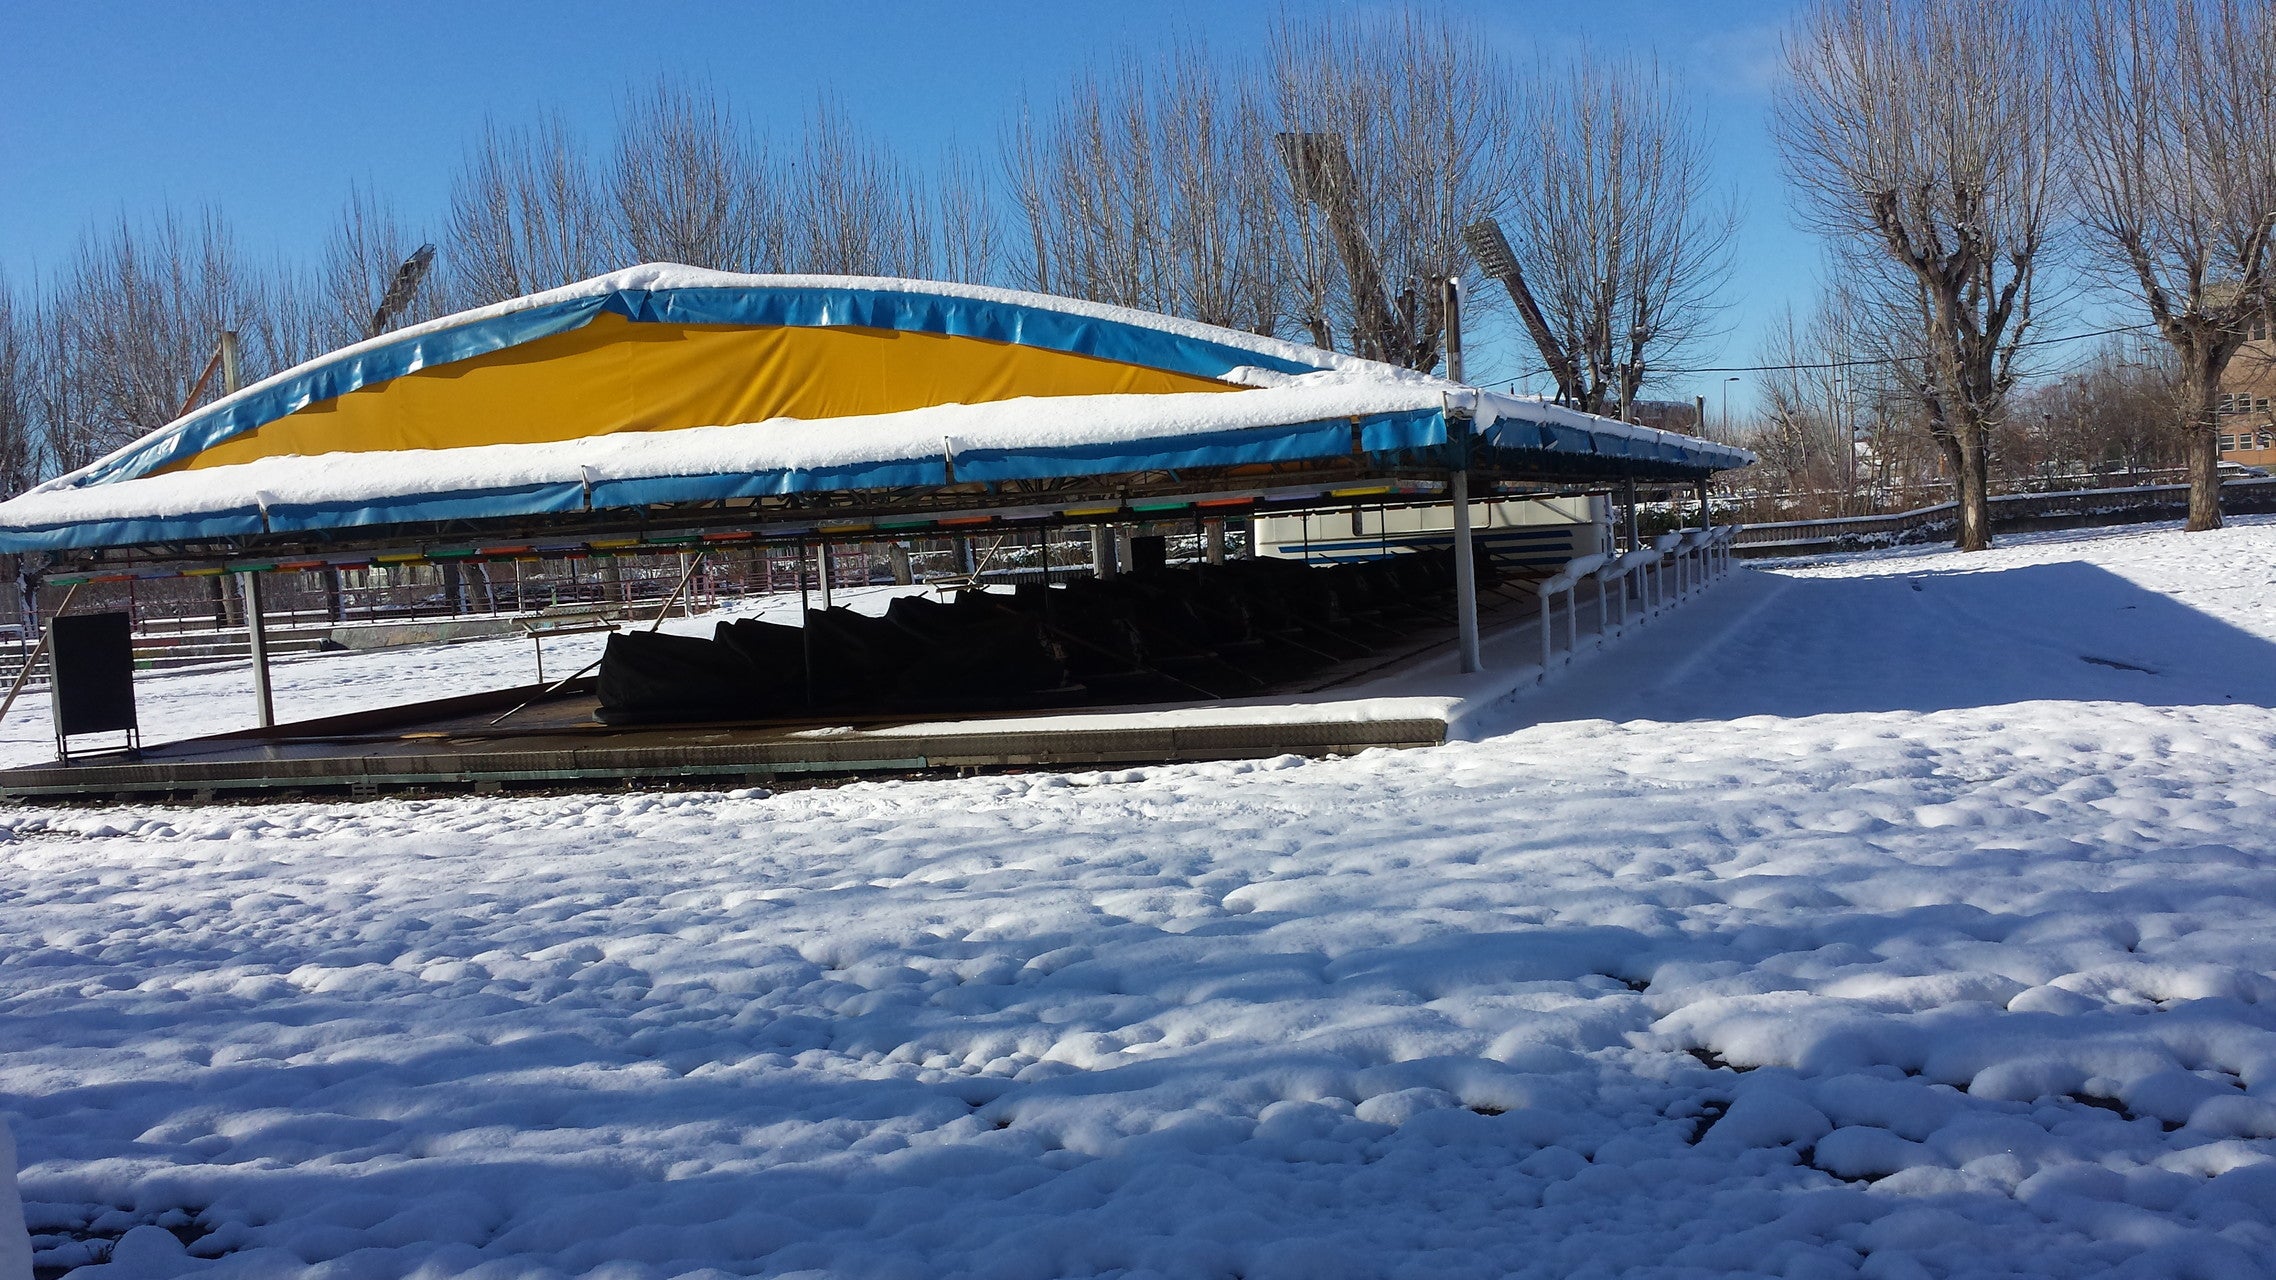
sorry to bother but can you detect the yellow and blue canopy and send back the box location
[0,266,1750,553]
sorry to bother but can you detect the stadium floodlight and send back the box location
[368,244,438,338]
[1275,133,1404,365]
[1463,219,1581,406]
[1463,220,1521,281]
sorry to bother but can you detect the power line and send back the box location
[1489,320,2164,388]
[1661,321,2161,377]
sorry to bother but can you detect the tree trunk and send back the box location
[1954,425,1992,552]
[2182,349,2225,532]
[1934,432,1966,546]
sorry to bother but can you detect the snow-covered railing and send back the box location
[1533,552,1607,672]
[1528,526,1736,678]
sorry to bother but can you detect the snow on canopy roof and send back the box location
[0,267,1750,554]
[35,266,1428,496]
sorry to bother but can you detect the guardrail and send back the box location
[1529,526,1736,678]
[1732,477,2276,555]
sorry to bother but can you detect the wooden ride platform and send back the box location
[0,681,1445,800]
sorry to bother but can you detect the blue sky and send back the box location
[0,1,1812,413]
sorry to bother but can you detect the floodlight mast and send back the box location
[1276,133,1406,367]
[1463,219,1581,407]
[368,244,438,339]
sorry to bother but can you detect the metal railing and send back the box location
[1733,477,2276,554]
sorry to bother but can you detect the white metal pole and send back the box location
[1452,468,1482,675]
[1538,590,1553,673]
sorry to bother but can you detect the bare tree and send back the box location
[2066,0,2276,531]
[789,100,931,277]
[932,143,1001,286]
[1004,47,1277,330]
[1750,303,1862,512]
[1270,8,1510,370]
[0,279,37,495]
[2012,338,2185,480]
[321,183,445,344]
[1774,0,2061,550]
[1499,54,1737,416]
[45,208,272,469]
[612,80,787,273]
[446,113,614,308]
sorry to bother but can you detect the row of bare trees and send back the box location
[13,0,2263,554]
[1764,0,2276,547]
[1006,14,1735,404]
[1735,318,2186,523]
[0,7,1740,492]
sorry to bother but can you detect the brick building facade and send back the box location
[2218,322,2276,468]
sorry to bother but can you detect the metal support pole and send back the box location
[1446,279,1482,675]
[1697,479,1712,530]
[1621,477,1640,552]
[798,539,814,707]
[243,571,274,730]
[1538,591,1553,673]
[1451,468,1482,675]
[814,542,831,610]
[1442,277,1465,384]
[1091,525,1116,579]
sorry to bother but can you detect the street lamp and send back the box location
[1722,376,1741,437]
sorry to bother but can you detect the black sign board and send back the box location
[50,612,138,743]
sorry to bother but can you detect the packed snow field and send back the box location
[6,519,2276,1278]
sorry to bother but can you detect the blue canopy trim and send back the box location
[1476,412,1751,472]
[62,285,1335,493]
[0,408,1448,554]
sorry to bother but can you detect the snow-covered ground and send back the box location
[6,518,2276,1278]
